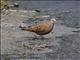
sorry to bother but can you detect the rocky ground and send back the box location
[1,9,80,60]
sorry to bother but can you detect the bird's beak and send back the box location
[54,21,56,24]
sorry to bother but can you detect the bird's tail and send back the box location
[19,25,32,32]
[19,25,28,31]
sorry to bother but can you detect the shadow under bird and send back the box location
[19,18,56,36]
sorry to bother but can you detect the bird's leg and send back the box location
[39,35,44,40]
[33,34,38,39]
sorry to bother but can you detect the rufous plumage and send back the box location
[19,18,56,35]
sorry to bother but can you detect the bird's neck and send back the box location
[51,20,54,24]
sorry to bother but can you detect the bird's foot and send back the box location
[39,35,44,40]
[32,35,44,40]
[32,35,39,40]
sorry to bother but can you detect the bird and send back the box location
[19,18,56,37]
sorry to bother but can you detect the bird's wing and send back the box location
[27,21,52,33]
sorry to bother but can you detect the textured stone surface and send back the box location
[1,1,80,60]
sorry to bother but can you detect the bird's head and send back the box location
[51,18,56,23]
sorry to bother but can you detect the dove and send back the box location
[19,18,56,35]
